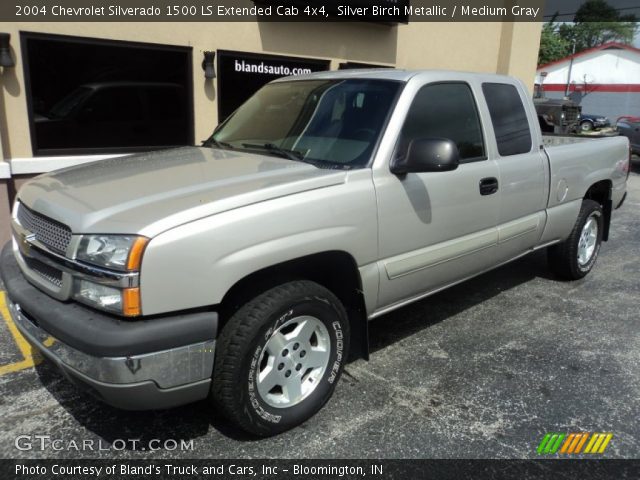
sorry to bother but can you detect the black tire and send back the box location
[548,199,603,280]
[580,120,594,132]
[212,280,349,436]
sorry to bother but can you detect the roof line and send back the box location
[537,42,640,71]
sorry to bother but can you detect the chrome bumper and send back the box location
[9,300,215,409]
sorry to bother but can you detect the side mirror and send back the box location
[391,138,460,174]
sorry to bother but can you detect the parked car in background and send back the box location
[579,113,611,132]
[617,115,640,124]
[617,118,640,155]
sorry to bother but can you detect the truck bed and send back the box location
[542,132,621,147]
[542,132,629,213]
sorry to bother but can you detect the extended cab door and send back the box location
[481,82,549,262]
[372,81,501,312]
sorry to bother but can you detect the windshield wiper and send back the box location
[241,143,352,169]
[242,143,304,161]
[203,137,234,149]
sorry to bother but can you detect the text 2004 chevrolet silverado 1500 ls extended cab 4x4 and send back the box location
[1,70,630,436]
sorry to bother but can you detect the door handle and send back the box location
[479,177,499,196]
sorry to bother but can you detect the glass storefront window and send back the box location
[21,33,194,156]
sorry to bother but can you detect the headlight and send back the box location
[76,235,148,271]
[74,235,147,317]
[74,280,140,316]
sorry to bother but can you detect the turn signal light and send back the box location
[127,237,149,271]
[123,288,141,317]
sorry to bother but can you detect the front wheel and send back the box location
[212,280,349,436]
[580,120,594,132]
[548,199,603,280]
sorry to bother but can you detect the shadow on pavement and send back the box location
[34,362,259,446]
[368,249,556,354]
[33,249,557,444]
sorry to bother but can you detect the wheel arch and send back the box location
[584,180,612,241]
[218,251,369,361]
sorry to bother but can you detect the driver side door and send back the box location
[373,81,501,312]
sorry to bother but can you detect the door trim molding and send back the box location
[383,228,498,280]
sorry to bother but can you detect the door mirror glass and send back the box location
[393,82,485,171]
[392,138,460,174]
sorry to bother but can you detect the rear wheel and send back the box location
[212,280,349,436]
[548,199,603,280]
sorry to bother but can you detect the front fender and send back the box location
[139,173,378,316]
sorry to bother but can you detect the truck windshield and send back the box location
[47,86,93,119]
[210,79,401,168]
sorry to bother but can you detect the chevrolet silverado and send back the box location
[0,70,630,436]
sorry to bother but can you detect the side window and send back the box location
[397,83,485,162]
[482,83,532,156]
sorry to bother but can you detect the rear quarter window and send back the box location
[482,83,532,156]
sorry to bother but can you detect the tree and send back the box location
[538,0,638,66]
[568,0,637,51]
[538,22,571,66]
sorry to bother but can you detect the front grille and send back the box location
[17,203,72,255]
[23,256,63,288]
[563,107,581,125]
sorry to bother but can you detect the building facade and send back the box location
[536,42,640,122]
[0,21,542,242]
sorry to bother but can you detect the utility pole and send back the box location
[565,39,577,98]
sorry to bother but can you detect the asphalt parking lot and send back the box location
[1,162,639,460]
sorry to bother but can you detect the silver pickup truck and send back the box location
[1,70,630,436]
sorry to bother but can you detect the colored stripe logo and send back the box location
[537,433,612,455]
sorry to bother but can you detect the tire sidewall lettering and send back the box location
[251,306,296,422]
[244,298,347,427]
[247,344,283,424]
[263,309,294,342]
[328,321,344,385]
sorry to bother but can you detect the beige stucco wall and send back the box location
[0,21,541,161]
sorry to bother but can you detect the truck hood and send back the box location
[17,147,347,237]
